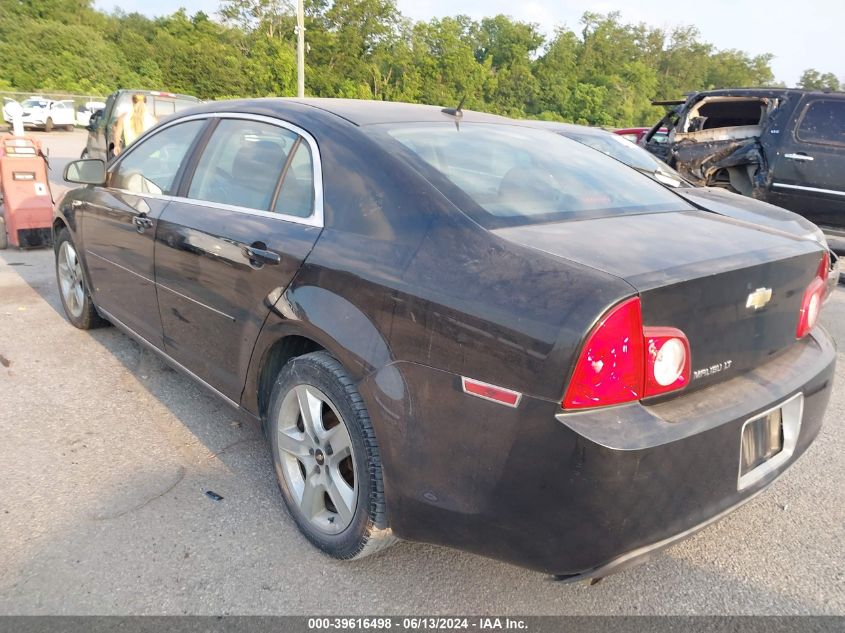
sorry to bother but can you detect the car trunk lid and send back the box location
[493,210,824,394]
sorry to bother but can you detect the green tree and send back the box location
[798,68,841,91]
[0,0,781,127]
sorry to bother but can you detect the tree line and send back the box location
[0,0,841,126]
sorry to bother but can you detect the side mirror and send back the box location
[64,159,106,185]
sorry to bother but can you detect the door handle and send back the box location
[244,243,281,267]
[784,153,814,162]
[132,215,153,232]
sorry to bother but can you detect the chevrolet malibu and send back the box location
[54,99,835,581]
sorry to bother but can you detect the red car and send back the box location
[615,126,668,145]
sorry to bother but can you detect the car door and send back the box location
[86,94,115,161]
[767,96,845,229]
[54,101,74,126]
[81,118,209,348]
[154,114,323,401]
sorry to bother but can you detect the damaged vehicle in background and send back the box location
[526,120,837,291]
[643,89,845,248]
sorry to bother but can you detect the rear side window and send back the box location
[152,98,176,117]
[273,141,314,217]
[382,123,689,227]
[187,119,303,213]
[797,100,845,147]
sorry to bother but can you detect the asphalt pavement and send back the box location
[0,130,843,615]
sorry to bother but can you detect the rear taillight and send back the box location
[562,297,644,409]
[797,252,829,339]
[818,250,830,282]
[643,327,690,397]
[797,277,825,338]
[562,297,692,410]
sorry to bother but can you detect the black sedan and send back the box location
[54,99,835,580]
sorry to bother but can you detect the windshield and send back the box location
[22,99,48,108]
[382,123,690,227]
[561,129,687,187]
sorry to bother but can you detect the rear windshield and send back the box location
[561,129,688,187]
[380,123,689,227]
[112,93,198,123]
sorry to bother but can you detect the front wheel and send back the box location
[268,351,396,560]
[45,117,53,132]
[54,229,105,329]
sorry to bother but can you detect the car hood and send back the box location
[675,186,824,245]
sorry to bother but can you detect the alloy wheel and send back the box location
[57,241,85,319]
[275,384,358,534]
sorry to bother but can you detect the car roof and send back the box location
[180,97,514,127]
[115,89,199,101]
[290,98,514,126]
[686,87,845,100]
[518,120,612,137]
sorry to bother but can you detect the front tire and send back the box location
[54,229,105,329]
[267,351,396,560]
[45,117,53,132]
[0,216,7,250]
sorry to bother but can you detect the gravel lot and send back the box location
[0,130,843,615]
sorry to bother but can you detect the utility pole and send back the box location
[296,0,305,98]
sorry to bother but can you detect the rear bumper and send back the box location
[365,327,836,576]
[552,483,771,582]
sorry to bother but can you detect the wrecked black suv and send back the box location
[644,89,845,238]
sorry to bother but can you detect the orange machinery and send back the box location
[0,134,53,249]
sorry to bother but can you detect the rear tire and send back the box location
[45,117,53,133]
[0,216,7,250]
[54,228,105,329]
[267,351,396,560]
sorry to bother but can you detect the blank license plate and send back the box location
[740,408,784,476]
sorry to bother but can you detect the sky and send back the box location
[94,0,841,87]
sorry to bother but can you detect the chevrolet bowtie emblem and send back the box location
[746,287,773,310]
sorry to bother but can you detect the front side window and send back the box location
[797,100,845,147]
[188,119,307,213]
[110,120,205,195]
[381,123,689,227]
